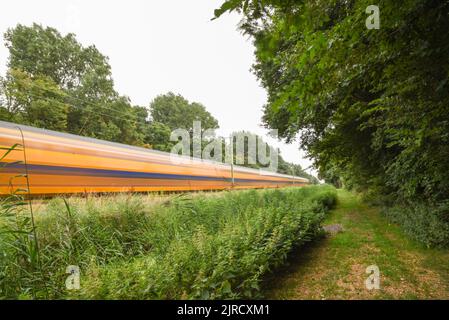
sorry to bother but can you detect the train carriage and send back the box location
[0,120,308,195]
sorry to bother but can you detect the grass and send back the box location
[263,189,449,299]
[0,185,337,299]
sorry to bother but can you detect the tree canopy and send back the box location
[215,0,449,204]
[214,0,449,245]
[0,23,144,145]
[149,92,219,133]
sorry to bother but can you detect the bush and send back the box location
[0,186,337,299]
[382,203,449,248]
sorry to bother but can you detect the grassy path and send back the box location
[263,190,449,299]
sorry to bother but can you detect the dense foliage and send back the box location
[150,92,219,133]
[382,204,449,248]
[215,0,449,245]
[0,186,336,299]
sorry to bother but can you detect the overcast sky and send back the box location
[0,0,316,175]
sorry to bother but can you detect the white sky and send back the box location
[0,0,316,175]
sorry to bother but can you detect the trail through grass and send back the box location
[264,190,449,299]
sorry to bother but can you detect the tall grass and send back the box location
[0,144,46,299]
[0,185,336,299]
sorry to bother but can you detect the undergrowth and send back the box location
[0,185,337,299]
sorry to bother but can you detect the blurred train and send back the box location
[0,120,308,195]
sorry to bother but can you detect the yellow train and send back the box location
[0,120,308,195]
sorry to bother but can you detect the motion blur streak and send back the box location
[0,121,308,195]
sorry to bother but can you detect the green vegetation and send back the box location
[0,144,46,299]
[0,186,336,299]
[382,204,449,248]
[264,190,449,299]
[215,0,449,246]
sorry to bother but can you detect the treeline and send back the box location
[215,0,449,246]
[0,23,316,182]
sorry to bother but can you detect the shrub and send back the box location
[382,203,449,248]
[0,185,337,299]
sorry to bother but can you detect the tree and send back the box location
[215,0,449,204]
[149,92,219,133]
[0,68,68,131]
[145,121,173,152]
[1,23,147,145]
[4,23,111,90]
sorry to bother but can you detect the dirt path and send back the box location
[263,190,449,299]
